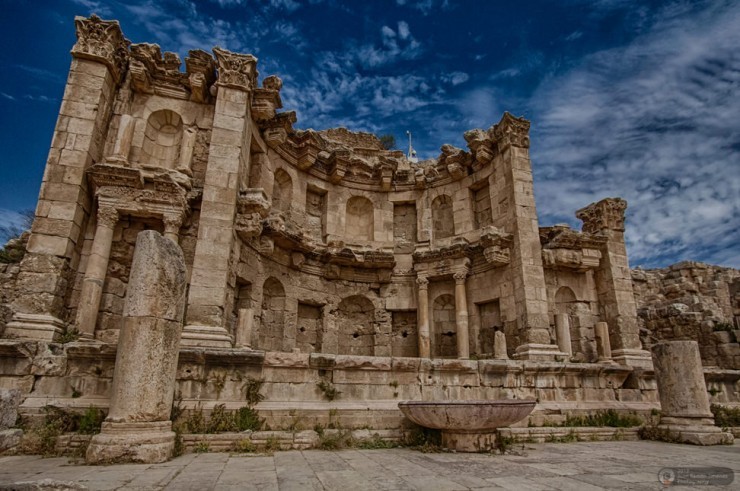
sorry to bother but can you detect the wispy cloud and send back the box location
[530,1,740,268]
[70,0,113,17]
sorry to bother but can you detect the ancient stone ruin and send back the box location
[0,16,736,460]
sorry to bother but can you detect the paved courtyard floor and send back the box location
[0,441,737,490]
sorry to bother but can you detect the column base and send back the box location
[612,349,653,369]
[441,430,496,452]
[656,417,733,445]
[3,314,65,342]
[513,343,569,362]
[180,325,233,348]
[86,421,175,464]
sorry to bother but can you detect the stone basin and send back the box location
[399,399,536,452]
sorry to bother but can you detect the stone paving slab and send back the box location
[0,441,738,490]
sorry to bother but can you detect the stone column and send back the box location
[235,307,253,348]
[416,276,431,358]
[651,341,733,445]
[87,230,187,463]
[75,206,119,339]
[162,214,183,244]
[453,271,470,359]
[577,198,651,368]
[594,321,613,362]
[182,47,257,348]
[108,114,135,165]
[555,313,572,357]
[4,15,128,342]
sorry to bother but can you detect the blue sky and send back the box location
[0,0,738,268]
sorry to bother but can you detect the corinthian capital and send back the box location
[453,271,468,284]
[416,276,429,289]
[490,112,530,150]
[213,47,258,91]
[576,197,627,235]
[97,206,119,228]
[71,15,130,83]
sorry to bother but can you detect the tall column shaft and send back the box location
[454,271,470,359]
[416,276,430,358]
[75,207,118,338]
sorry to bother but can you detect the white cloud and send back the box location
[1,92,15,101]
[529,1,740,268]
[70,0,113,17]
[441,71,469,86]
[397,21,410,40]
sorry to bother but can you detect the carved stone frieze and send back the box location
[213,47,258,91]
[235,213,264,241]
[129,43,192,98]
[71,15,130,83]
[185,49,216,103]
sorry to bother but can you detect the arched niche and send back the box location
[554,286,577,315]
[432,293,457,358]
[345,196,374,241]
[336,295,375,356]
[432,195,455,240]
[140,109,183,169]
[272,168,292,214]
[259,277,286,351]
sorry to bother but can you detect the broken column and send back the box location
[87,230,187,463]
[594,322,613,362]
[493,331,508,360]
[235,307,254,348]
[554,313,572,357]
[651,340,733,445]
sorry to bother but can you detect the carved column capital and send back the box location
[213,47,258,91]
[416,276,429,290]
[576,197,627,234]
[97,206,119,229]
[490,112,530,150]
[163,214,183,234]
[71,15,130,83]
[453,271,468,284]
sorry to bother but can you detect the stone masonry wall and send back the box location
[632,261,740,368]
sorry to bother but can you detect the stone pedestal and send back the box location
[441,431,496,452]
[651,341,733,445]
[87,231,187,463]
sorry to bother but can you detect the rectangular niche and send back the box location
[478,299,502,355]
[296,302,323,353]
[391,311,418,357]
[472,182,493,229]
[393,202,417,253]
[305,186,326,241]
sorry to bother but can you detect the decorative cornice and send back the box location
[71,15,130,83]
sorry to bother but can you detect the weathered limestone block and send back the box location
[493,331,508,360]
[651,341,733,445]
[0,388,21,429]
[87,231,187,463]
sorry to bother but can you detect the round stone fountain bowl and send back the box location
[398,399,537,452]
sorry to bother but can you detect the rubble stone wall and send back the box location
[632,261,740,368]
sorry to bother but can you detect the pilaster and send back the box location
[492,114,562,361]
[182,47,257,348]
[4,15,129,341]
[577,198,652,368]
